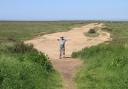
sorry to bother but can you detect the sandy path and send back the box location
[25,23,110,89]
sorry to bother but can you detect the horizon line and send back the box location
[0,19,128,22]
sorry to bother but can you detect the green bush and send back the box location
[26,52,53,72]
[0,42,62,89]
[84,28,99,37]
[88,29,96,34]
[0,55,61,89]
[7,41,35,54]
[6,42,53,72]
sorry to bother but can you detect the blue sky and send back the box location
[0,0,128,21]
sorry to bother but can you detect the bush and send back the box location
[7,41,36,54]
[85,28,99,37]
[27,52,53,72]
[6,41,53,72]
[0,55,61,89]
[0,42,62,89]
[88,29,96,34]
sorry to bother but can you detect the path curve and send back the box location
[25,23,111,89]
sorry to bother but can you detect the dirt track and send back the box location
[25,23,111,89]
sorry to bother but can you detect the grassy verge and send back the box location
[72,22,128,89]
[0,42,62,89]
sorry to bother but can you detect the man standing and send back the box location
[57,37,67,59]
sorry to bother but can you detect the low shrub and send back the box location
[88,29,96,34]
[84,28,99,37]
[7,41,36,54]
[26,52,53,72]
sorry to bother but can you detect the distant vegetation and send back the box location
[72,22,128,89]
[105,22,128,43]
[0,21,88,41]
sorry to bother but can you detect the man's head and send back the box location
[60,36,64,40]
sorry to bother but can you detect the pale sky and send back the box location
[0,0,128,21]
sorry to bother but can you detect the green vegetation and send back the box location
[104,22,128,43]
[72,22,128,89]
[0,41,62,89]
[0,21,87,41]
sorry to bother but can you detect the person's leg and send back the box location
[63,48,65,58]
[59,48,62,59]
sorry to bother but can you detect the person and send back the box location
[57,36,67,59]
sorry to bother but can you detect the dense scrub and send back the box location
[0,42,62,89]
[72,22,128,89]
